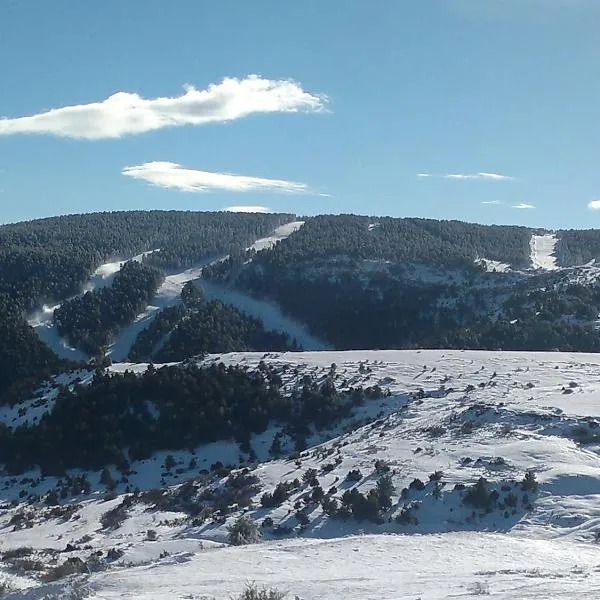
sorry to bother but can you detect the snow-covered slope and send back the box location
[27,222,317,361]
[248,220,305,252]
[4,349,600,598]
[530,234,558,270]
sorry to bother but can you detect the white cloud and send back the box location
[481,200,503,205]
[224,205,272,213]
[0,75,327,139]
[588,200,600,211]
[122,161,310,194]
[444,172,514,181]
[512,202,535,209]
[418,172,514,181]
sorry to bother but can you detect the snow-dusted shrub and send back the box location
[100,504,127,530]
[233,583,287,600]
[227,515,261,546]
[43,557,88,582]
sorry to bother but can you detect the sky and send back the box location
[1,0,599,228]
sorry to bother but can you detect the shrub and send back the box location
[100,504,128,530]
[521,470,538,492]
[227,515,261,546]
[374,459,390,474]
[376,474,395,511]
[233,583,287,600]
[302,469,318,487]
[43,557,87,582]
[463,478,495,510]
[345,469,363,482]
[409,478,425,491]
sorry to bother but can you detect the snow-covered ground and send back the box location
[248,220,305,252]
[88,533,600,600]
[4,350,600,598]
[530,234,558,270]
[474,257,512,273]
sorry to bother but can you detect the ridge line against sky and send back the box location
[0,1,599,227]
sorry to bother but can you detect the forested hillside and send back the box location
[217,215,534,269]
[555,229,600,266]
[0,361,346,475]
[128,281,297,362]
[54,261,165,356]
[0,211,293,399]
[204,215,600,352]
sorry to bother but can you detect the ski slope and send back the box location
[28,222,318,361]
[530,234,558,270]
[248,220,305,252]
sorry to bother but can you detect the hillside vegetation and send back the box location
[0,211,292,398]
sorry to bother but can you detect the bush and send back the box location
[43,557,87,582]
[345,469,363,482]
[233,583,287,600]
[376,474,395,511]
[302,469,318,487]
[228,515,261,546]
[100,504,128,530]
[463,478,495,509]
[409,478,425,491]
[521,470,538,492]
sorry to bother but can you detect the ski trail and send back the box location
[530,234,558,270]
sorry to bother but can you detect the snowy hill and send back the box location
[2,349,600,598]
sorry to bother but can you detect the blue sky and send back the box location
[1,0,599,228]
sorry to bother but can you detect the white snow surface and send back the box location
[248,220,305,252]
[11,353,600,597]
[530,234,558,270]
[474,257,511,273]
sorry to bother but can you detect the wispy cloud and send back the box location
[481,200,503,205]
[512,202,535,209]
[224,205,272,213]
[588,200,600,211]
[0,75,327,140]
[122,161,311,194]
[418,172,514,181]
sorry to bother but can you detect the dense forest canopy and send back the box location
[0,362,347,475]
[555,229,600,267]
[54,261,165,356]
[227,215,535,269]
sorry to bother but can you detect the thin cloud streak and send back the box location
[481,200,503,205]
[122,161,311,194]
[418,172,514,181]
[0,75,327,140]
[224,206,272,213]
[512,203,535,209]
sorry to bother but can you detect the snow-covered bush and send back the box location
[228,515,261,546]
